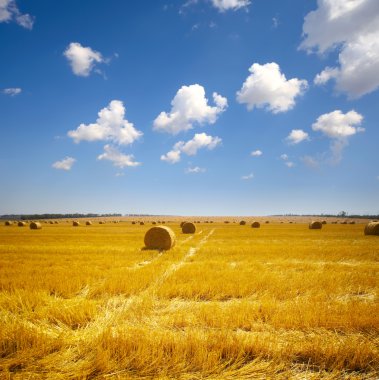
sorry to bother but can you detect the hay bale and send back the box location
[132,221,136,225]
[152,221,157,225]
[224,221,230,224]
[321,220,327,224]
[349,221,356,224]
[180,221,186,228]
[18,221,26,227]
[5,221,12,226]
[309,221,322,229]
[54,221,59,224]
[73,221,80,227]
[182,222,196,234]
[239,221,246,225]
[140,222,145,226]
[86,221,92,226]
[265,221,269,224]
[364,222,379,236]
[30,222,42,230]
[341,221,347,224]
[144,226,176,250]
[251,221,260,228]
[49,221,54,224]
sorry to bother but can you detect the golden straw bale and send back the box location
[182,222,196,234]
[309,221,322,229]
[73,221,80,227]
[30,222,42,230]
[322,220,327,224]
[144,226,176,250]
[86,221,92,226]
[5,221,12,226]
[140,221,145,226]
[350,221,356,224]
[364,222,379,236]
[251,221,260,228]
[239,221,246,225]
[18,221,26,227]
[180,221,186,228]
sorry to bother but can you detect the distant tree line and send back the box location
[0,213,122,220]
[274,211,379,219]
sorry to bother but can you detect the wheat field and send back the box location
[0,219,378,379]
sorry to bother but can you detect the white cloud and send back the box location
[312,110,364,139]
[300,0,379,98]
[285,161,295,168]
[280,154,289,160]
[98,144,141,168]
[286,129,309,144]
[0,0,34,29]
[312,109,364,163]
[2,87,21,96]
[241,173,254,180]
[186,166,206,173]
[153,84,227,134]
[64,42,104,77]
[302,155,320,169]
[161,133,221,164]
[211,0,250,12]
[236,62,308,113]
[52,157,76,171]
[68,100,142,145]
[251,149,263,156]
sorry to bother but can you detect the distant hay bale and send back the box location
[162,221,166,224]
[364,222,379,236]
[18,221,26,227]
[86,221,92,226]
[321,220,327,224]
[239,221,246,225]
[309,221,322,229]
[132,221,136,225]
[140,221,145,226]
[265,221,269,224]
[180,221,186,228]
[152,221,157,225]
[49,221,54,224]
[251,221,260,228]
[182,222,196,234]
[350,221,356,224]
[5,221,12,226]
[144,226,176,250]
[73,221,80,227]
[54,221,59,224]
[331,221,337,224]
[30,222,42,230]
[341,221,348,224]
[224,221,230,224]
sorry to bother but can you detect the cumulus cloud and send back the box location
[285,161,295,168]
[300,0,379,98]
[280,154,289,160]
[98,144,141,168]
[52,157,76,171]
[241,173,254,180]
[286,129,309,144]
[68,100,142,145]
[312,110,364,139]
[186,166,206,173]
[236,62,308,113]
[251,149,262,156]
[312,109,364,163]
[161,133,221,164]
[153,84,227,134]
[64,42,104,77]
[2,87,21,96]
[0,0,34,29]
[211,0,250,12]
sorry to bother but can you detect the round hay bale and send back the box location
[180,221,186,228]
[309,221,322,229]
[49,221,54,224]
[73,221,80,227]
[18,221,26,227]
[132,221,136,225]
[86,221,92,226]
[54,221,59,224]
[321,220,327,224]
[251,221,260,228]
[349,221,356,224]
[30,222,42,230]
[5,221,12,226]
[182,222,196,234]
[224,221,230,224]
[341,221,347,224]
[152,221,157,225]
[265,221,269,224]
[239,221,246,225]
[364,222,379,236]
[144,226,176,250]
[140,221,145,226]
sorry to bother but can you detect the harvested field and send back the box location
[0,220,378,379]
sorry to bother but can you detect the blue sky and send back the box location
[1,0,378,216]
